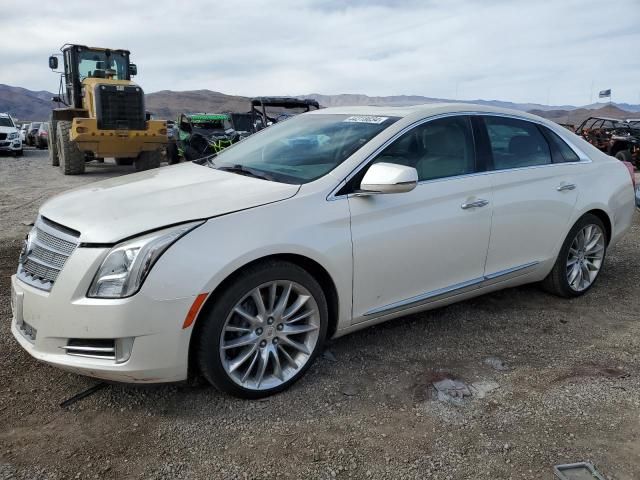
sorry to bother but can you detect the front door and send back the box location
[348,115,493,322]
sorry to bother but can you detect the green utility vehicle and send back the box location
[166,113,239,163]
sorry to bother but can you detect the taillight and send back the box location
[622,161,636,188]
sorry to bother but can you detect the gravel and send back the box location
[1,149,639,479]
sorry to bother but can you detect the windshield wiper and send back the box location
[192,153,218,167]
[216,164,272,181]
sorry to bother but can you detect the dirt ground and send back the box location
[1,148,639,480]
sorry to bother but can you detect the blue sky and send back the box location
[2,0,639,106]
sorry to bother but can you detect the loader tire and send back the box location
[57,121,85,175]
[135,150,162,171]
[49,115,59,166]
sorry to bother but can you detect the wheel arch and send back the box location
[187,252,340,378]
[584,208,612,245]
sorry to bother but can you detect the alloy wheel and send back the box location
[219,280,321,391]
[566,224,605,292]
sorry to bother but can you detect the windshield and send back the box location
[208,114,399,184]
[77,49,128,80]
[0,117,14,128]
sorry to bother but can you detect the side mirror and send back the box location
[48,56,58,70]
[51,96,62,103]
[129,63,138,76]
[359,162,418,195]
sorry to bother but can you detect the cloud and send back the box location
[1,0,639,105]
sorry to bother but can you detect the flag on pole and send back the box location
[598,89,611,98]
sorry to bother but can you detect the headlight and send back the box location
[8,132,18,140]
[88,221,203,298]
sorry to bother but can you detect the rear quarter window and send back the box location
[541,127,581,163]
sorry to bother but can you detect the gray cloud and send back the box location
[1,0,639,105]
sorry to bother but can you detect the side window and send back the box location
[484,116,552,170]
[372,116,475,182]
[541,127,581,163]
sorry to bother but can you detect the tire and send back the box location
[615,150,632,163]
[49,115,59,166]
[56,121,85,175]
[542,213,607,298]
[115,158,135,166]
[134,150,162,171]
[196,261,328,399]
[183,145,201,161]
[166,142,180,164]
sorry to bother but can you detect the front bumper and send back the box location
[10,249,197,383]
[70,118,167,157]
[0,137,22,151]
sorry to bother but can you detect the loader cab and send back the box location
[49,45,135,109]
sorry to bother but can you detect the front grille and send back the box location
[95,84,146,130]
[0,133,6,140]
[63,339,116,360]
[17,216,80,291]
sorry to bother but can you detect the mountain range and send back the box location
[1,84,638,127]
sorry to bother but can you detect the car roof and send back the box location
[306,102,555,123]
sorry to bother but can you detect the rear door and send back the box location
[478,115,581,278]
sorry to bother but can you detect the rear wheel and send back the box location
[197,261,328,398]
[542,214,607,297]
[166,143,180,164]
[615,150,632,163]
[134,150,162,171]
[56,121,85,175]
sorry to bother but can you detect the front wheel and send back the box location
[542,214,607,297]
[134,150,162,171]
[196,261,328,398]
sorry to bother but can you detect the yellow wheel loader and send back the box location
[48,44,167,174]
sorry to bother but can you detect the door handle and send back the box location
[557,183,576,192]
[461,199,489,210]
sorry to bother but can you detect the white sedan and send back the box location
[11,104,636,398]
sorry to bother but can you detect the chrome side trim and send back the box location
[327,111,591,201]
[484,261,540,281]
[364,261,540,317]
[364,276,484,316]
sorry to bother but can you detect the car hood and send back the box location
[39,163,300,243]
[0,126,18,134]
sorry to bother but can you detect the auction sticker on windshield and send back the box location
[343,116,389,124]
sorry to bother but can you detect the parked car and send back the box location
[35,122,49,149]
[10,104,636,398]
[25,122,41,146]
[20,124,29,143]
[0,113,23,156]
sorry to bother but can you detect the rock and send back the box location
[469,381,500,399]
[341,384,359,396]
[432,378,472,404]
[484,357,510,371]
